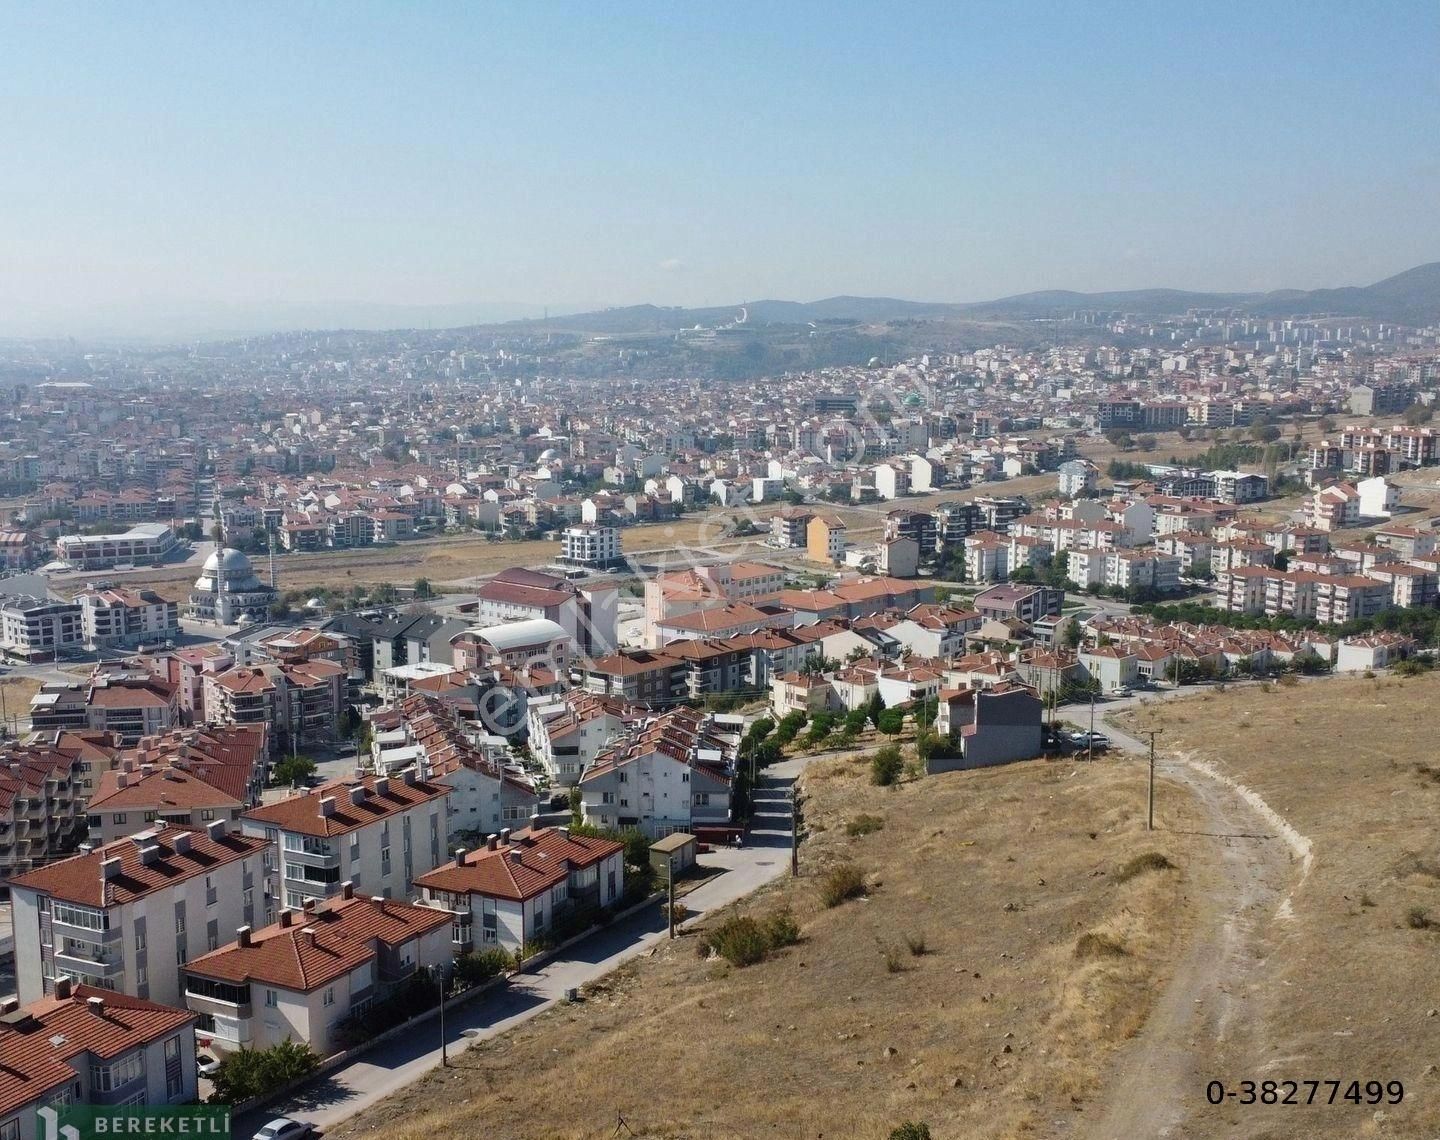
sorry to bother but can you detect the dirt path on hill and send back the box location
[1074,712,1304,1140]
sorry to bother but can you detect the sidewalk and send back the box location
[233,759,813,1136]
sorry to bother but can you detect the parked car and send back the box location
[1107,686,1132,698]
[251,1119,313,1140]
[1069,731,1110,750]
[196,1051,222,1077]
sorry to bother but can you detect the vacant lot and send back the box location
[330,752,1194,1140]
[1117,675,1440,1139]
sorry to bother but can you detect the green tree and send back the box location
[272,755,317,786]
[413,577,435,599]
[1062,616,1082,649]
[876,708,905,735]
[799,652,839,675]
[210,1040,319,1104]
[866,691,885,728]
[870,744,904,786]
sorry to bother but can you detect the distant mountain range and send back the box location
[514,261,1440,335]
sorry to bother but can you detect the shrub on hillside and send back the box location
[1113,851,1175,883]
[819,862,868,908]
[870,745,904,786]
[846,813,884,837]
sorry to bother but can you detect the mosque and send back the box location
[185,547,279,625]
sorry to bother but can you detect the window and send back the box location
[111,813,127,825]
[52,902,106,930]
[0,1117,19,1140]
[175,943,187,966]
[200,809,215,821]
[91,1050,144,1091]
[264,989,278,1008]
[694,793,710,807]
[164,1036,180,1062]
[601,792,615,805]
[323,987,335,1007]
[134,927,146,952]
[136,966,147,986]
[175,912,185,935]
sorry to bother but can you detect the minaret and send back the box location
[268,529,278,590]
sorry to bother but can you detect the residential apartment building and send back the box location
[183,885,452,1057]
[241,772,451,910]
[9,821,270,1006]
[202,658,346,754]
[0,597,82,662]
[0,980,199,1140]
[75,587,179,649]
[558,524,622,569]
[415,825,625,956]
[578,708,733,839]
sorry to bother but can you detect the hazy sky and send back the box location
[2,1,1438,336]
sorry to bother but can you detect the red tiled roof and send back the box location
[242,773,449,838]
[415,826,622,902]
[0,985,196,1118]
[185,891,451,993]
[11,822,268,907]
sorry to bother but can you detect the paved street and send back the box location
[233,752,815,1136]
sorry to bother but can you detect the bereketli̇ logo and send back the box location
[39,1106,231,1140]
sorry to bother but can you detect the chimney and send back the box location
[302,898,316,914]
[401,769,416,786]
[52,978,72,1000]
[508,849,522,864]
[348,786,366,806]
[237,925,252,948]
[86,996,105,1017]
[206,820,225,842]
[280,910,295,928]
[139,845,160,865]
[115,773,128,790]
[0,998,18,1014]
[300,927,317,947]
[172,833,192,855]
[141,763,155,776]
[453,848,467,866]
[340,881,354,900]
[319,796,336,818]
[353,766,366,781]
[163,769,180,781]
[374,777,390,796]
[101,857,122,880]
[499,828,511,846]
[529,812,542,830]
[486,834,498,851]
[79,843,94,856]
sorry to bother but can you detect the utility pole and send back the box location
[438,968,448,1067]
[1142,729,1163,830]
[1087,689,1096,762]
[667,856,676,939]
[790,787,799,877]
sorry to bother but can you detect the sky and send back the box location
[1,1,1438,337]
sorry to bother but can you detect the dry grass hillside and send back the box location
[330,752,1197,1140]
[1117,675,1440,1139]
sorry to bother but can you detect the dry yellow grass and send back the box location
[329,753,1191,1140]
[0,675,43,726]
[1117,676,1440,1140]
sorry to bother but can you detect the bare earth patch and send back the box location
[328,754,1191,1140]
[1114,675,1440,1139]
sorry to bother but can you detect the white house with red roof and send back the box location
[415,825,624,955]
[0,979,199,1137]
[183,885,452,1057]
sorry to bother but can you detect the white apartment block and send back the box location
[242,772,451,910]
[9,821,270,1008]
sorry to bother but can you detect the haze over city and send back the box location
[2,1,1438,337]
[2,6,1440,1140]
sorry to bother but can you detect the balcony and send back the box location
[54,945,124,975]
[50,917,121,943]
